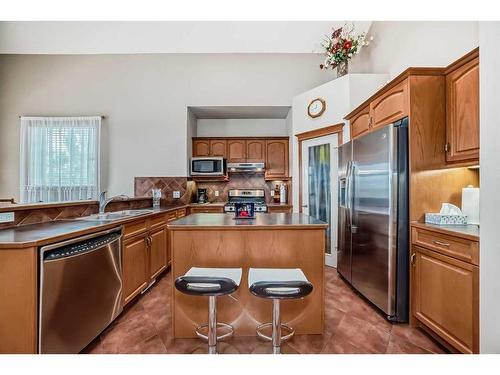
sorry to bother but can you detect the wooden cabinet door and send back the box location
[246,140,266,162]
[265,139,289,179]
[193,140,210,157]
[149,226,167,280]
[446,57,479,163]
[227,139,247,162]
[210,140,227,158]
[370,80,408,129]
[123,234,149,305]
[350,105,371,139]
[412,246,478,354]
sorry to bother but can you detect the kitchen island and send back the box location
[168,213,328,338]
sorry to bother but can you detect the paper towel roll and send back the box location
[462,186,480,225]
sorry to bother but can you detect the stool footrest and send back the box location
[195,322,234,341]
[256,322,295,342]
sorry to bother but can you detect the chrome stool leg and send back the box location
[272,299,281,354]
[208,295,217,354]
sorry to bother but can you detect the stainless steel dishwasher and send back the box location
[39,227,123,354]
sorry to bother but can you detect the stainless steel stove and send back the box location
[224,189,268,213]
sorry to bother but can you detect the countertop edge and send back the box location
[411,222,479,241]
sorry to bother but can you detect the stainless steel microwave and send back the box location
[190,157,226,176]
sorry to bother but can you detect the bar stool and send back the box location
[175,267,242,354]
[248,268,313,354]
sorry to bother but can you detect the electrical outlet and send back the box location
[0,212,14,223]
[173,191,181,199]
[214,190,219,197]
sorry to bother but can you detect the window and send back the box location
[20,116,101,203]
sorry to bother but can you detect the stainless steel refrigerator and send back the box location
[338,117,409,322]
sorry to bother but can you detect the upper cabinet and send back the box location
[370,80,409,130]
[445,51,479,164]
[350,104,371,139]
[227,139,247,162]
[193,140,210,157]
[210,140,227,158]
[192,137,289,179]
[265,139,289,179]
[246,140,266,162]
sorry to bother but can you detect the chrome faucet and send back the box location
[99,191,129,214]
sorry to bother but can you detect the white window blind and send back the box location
[20,116,101,203]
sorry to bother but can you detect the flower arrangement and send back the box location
[320,24,373,75]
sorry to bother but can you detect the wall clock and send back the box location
[307,98,326,118]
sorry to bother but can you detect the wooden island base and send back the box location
[168,214,327,338]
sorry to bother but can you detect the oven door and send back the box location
[191,157,225,176]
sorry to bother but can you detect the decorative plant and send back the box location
[319,24,373,71]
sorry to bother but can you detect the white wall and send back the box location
[0,53,329,199]
[479,21,500,354]
[196,119,288,137]
[0,21,371,54]
[351,21,479,79]
[291,73,389,210]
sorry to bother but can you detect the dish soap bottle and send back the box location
[273,184,281,203]
[279,183,287,204]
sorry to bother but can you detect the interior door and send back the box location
[302,134,338,267]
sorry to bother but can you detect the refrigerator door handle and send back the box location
[345,161,352,230]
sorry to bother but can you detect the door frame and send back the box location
[296,123,344,267]
[296,123,344,214]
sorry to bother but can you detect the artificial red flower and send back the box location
[343,40,352,50]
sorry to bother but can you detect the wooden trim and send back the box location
[295,123,344,142]
[444,47,479,75]
[192,136,289,141]
[345,67,445,120]
[296,124,344,213]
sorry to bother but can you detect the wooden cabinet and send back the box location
[412,245,478,354]
[246,140,266,162]
[227,139,247,162]
[188,205,225,214]
[445,54,479,164]
[149,226,167,280]
[123,233,149,305]
[210,140,227,157]
[265,139,289,179]
[350,105,371,139]
[123,213,172,305]
[267,205,292,213]
[193,140,210,157]
[370,80,409,130]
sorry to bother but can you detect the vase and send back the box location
[337,60,348,77]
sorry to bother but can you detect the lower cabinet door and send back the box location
[412,246,479,353]
[149,226,167,280]
[123,234,149,305]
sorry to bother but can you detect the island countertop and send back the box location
[168,213,327,230]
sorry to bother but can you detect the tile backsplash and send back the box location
[134,177,195,205]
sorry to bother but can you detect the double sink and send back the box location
[78,209,155,222]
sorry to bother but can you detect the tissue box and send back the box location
[425,213,468,225]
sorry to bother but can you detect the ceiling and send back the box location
[188,106,291,119]
[0,21,372,54]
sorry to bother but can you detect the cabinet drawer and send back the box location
[150,214,167,229]
[412,227,478,265]
[123,219,148,240]
[268,206,292,213]
[189,206,224,214]
[166,210,177,222]
[176,208,187,218]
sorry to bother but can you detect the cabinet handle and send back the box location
[433,240,450,247]
[146,236,152,248]
[444,143,450,152]
[411,253,416,266]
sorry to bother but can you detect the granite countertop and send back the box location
[168,213,327,230]
[0,205,187,248]
[412,221,479,241]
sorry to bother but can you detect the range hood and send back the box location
[227,162,265,173]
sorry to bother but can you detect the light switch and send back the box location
[0,212,14,223]
[173,191,181,199]
[215,191,220,197]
